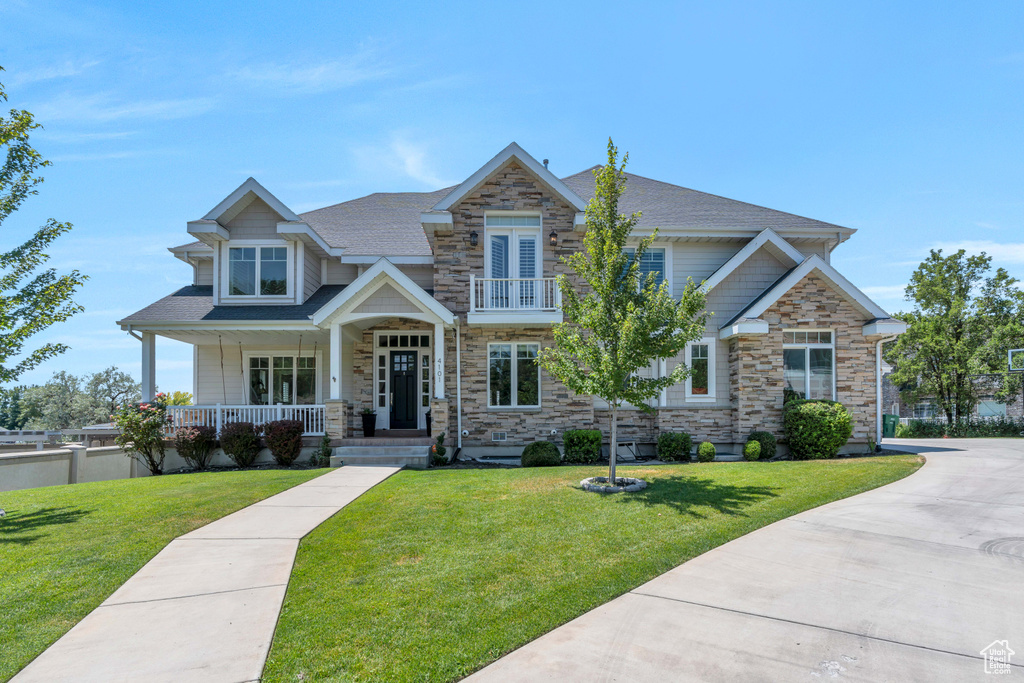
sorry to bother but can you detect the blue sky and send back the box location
[2,0,1024,393]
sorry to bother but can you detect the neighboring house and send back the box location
[117,142,906,457]
[881,368,1023,421]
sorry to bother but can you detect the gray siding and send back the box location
[704,247,790,323]
[354,283,422,314]
[303,246,320,302]
[196,259,213,286]
[325,261,358,284]
[672,243,742,296]
[225,197,281,239]
[194,344,331,405]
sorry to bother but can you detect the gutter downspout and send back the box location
[876,335,898,448]
[456,322,463,451]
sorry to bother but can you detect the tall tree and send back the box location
[0,385,28,429]
[0,69,87,383]
[539,139,707,482]
[885,249,1022,423]
[20,370,84,429]
[85,366,142,419]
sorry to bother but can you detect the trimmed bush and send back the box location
[521,441,561,467]
[895,416,1024,439]
[748,431,777,460]
[657,431,692,462]
[783,399,853,460]
[220,421,263,468]
[743,440,761,461]
[174,425,218,470]
[696,441,716,462]
[431,433,448,467]
[563,429,602,464]
[311,434,333,467]
[264,419,305,466]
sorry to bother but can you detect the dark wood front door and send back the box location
[390,351,417,429]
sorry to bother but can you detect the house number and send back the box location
[435,356,443,386]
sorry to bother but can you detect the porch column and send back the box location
[141,332,156,401]
[330,322,342,400]
[434,323,445,399]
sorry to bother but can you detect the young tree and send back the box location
[885,249,1023,424]
[539,139,707,482]
[0,70,87,383]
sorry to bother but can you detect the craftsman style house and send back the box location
[118,143,905,458]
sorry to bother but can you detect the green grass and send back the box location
[0,468,326,681]
[264,455,923,682]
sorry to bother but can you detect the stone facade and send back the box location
[324,399,348,441]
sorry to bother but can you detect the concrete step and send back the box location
[330,453,427,468]
[331,444,430,469]
[334,446,430,457]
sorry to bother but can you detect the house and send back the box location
[881,367,1023,421]
[117,142,906,461]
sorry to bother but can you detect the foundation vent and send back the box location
[491,432,507,442]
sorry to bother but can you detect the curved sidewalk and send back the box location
[12,465,399,683]
[470,440,1024,682]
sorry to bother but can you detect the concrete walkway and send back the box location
[13,465,399,683]
[470,440,1024,682]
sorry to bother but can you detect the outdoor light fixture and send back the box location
[549,229,558,247]
[470,230,478,247]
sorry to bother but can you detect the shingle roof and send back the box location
[170,241,211,252]
[119,285,346,323]
[298,188,455,256]
[561,168,852,233]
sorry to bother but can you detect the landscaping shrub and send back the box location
[783,399,853,460]
[220,421,263,468]
[657,431,692,462]
[563,429,602,464]
[521,441,561,467]
[113,393,170,475]
[174,425,218,470]
[696,441,716,462]
[748,430,777,460]
[743,440,761,461]
[894,422,911,438]
[431,432,448,467]
[311,434,333,467]
[264,420,305,466]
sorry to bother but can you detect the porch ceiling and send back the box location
[141,328,329,347]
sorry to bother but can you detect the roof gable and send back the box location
[703,229,806,292]
[202,177,300,224]
[431,142,587,213]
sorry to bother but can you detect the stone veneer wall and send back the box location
[324,399,348,440]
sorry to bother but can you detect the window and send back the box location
[488,342,540,408]
[485,214,541,309]
[783,330,834,401]
[624,247,667,288]
[228,245,289,296]
[685,339,716,400]
[978,399,1006,418]
[248,354,317,404]
[913,402,935,419]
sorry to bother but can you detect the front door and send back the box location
[390,351,417,429]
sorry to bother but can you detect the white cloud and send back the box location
[32,93,215,123]
[36,130,137,144]
[4,59,101,87]
[929,240,1024,264]
[229,49,391,94]
[351,135,456,189]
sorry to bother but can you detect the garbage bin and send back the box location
[882,414,899,439]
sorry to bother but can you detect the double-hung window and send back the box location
[485,214,541,309]
[248,354,317,405]
[686,339,716,400]
[228,245,289,296]
[783,330,834,401]
[488,342,540,408]
[624,247,667,289]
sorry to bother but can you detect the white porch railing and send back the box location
[166,404,326,437]
[470,275,560,312]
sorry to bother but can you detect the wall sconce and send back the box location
[470,230,478,247]
[549,229,558,247]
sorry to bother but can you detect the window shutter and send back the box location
[518,236,537,279]
[490,235,509,278]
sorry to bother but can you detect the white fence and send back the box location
[470,276,559,312]
[166,404,326,436]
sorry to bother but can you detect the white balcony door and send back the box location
[486,228,539,309]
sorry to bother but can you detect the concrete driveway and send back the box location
[469,439,1024,682]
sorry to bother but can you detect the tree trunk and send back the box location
[609,405,617,483]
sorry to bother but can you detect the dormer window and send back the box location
[228,245,289,296]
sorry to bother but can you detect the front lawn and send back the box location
[0,468,325,681]
[264,456,923,682]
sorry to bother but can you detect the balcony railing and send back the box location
[470,276,560,312]
[166,404,326,437]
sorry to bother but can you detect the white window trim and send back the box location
[624,242,673,294]
[685,337,716,401]
[487,341,541,410]
[782,328,836,401]
[372,331,433,430]
[244,349,322,405]
[221,240,295,301]
[484,212,542,280]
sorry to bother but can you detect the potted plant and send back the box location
[360,407,377,437]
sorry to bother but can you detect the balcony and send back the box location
[468,276,563,326]
[166,404,326,437]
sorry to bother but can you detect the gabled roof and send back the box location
[722,255,893,328]
[561,169,854,236]
[430,142,587,213]
[202,177,301,224]
[702,228,805,292]
[311,258,456,327]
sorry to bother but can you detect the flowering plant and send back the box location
[113,392,171,475]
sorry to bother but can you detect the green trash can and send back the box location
[882,414,899,438]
